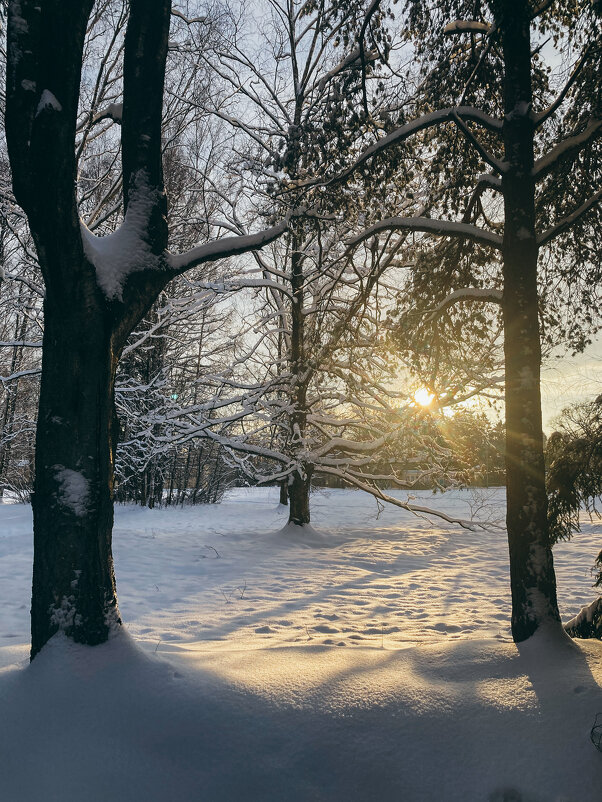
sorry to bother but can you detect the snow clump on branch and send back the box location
[81,170,163,300]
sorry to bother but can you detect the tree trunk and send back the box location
[5,0,173,658]
[287,223,312,525]
[498,0,561,642]
[30,296,121,658]
[279,479,288,506]
[288,464,312,525]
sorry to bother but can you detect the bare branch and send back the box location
[535,43,594,128]
[451,112,506,173]
[359,0,382,117]
[530,0,555,19]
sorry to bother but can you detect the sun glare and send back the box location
[413,387,435,407]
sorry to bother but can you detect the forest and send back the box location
[0,2,601,798]
[1,0,601,650]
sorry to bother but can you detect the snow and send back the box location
[81,170,162,300]
[1,488,601,801]
[54,466,89,517]
[347,216,503,252]
[443,20,492,35]
[35,89,62,116]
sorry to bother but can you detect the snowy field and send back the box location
[1,487,602,801]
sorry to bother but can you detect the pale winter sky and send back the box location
[541,338,602,431]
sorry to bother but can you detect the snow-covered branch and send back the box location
[316,46,379,92]
[346,217,503,251]
[0,340,43,348]
[171,8,207,25]
[427,288,503,322]
[91,102,123,127]
[537,188,602,248]
[291,107,503,189]
[3,272,45,297]
[0,368,42,384]
[317,467,494,531]
[167,218,290,274]
[443,20,492,35]
[533,118,602,180]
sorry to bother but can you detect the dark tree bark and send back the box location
[496,0,561,641]
[288,225,312,525]
[288,467,313,526]
[279,479,289,506]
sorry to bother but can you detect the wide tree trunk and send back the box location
[31,294,121,657]
[498,0,561,641]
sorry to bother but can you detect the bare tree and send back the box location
[5,0,288,658]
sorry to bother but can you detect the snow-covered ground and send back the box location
[1,487,601,801]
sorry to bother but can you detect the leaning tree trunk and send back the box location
[498,0,561,642]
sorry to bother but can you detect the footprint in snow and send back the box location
[314,624,339,634]
[432,622,462,632]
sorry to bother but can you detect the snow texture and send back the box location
[53,466,89,517]
[92,101,122,124]
[81,170,162,300]
[35,89,62,116]
[443,20,492,34]
[1,488,601,801]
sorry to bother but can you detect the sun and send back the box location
[413,387,435,407]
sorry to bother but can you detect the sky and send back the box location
[541,338,602,431]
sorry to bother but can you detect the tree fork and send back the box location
[6,0,173,658]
